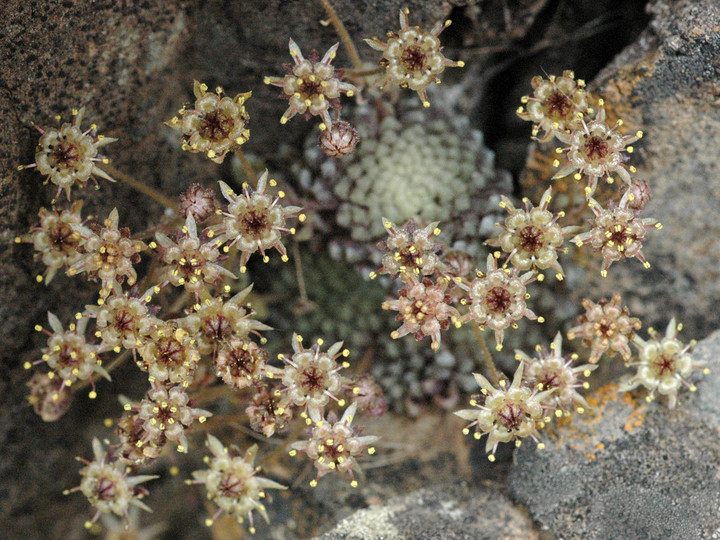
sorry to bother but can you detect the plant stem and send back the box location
[318,0,364,70]
[473,322,500,385]
[233,147,258,186]
[99,163,179,213]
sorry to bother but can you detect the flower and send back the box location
[154,214,236,294]
[212,171,302,273]
[620,178,652,211]
[191,434,286,533]
[553,107,642,198]
[382,275,460,351]
[346,374,388,418]
[454,362,552,459]
[114,408,167,466]
[371,219,442,279]
[486,187,575,278]
[246,383,293,438]
[567,295,641,363]
[515,332,596,415]
[68,208,146,294]
[24,201,92,283]
[571,191,660,276]
[22,107,117,199]
[137,323,200,386]
[30,312,109,395]
[516,71,590,142]
[364,8,464,107]
[26,371,73,422]
[319,120,360,157]
[264,40,357,130]
[180,285,271,356]
[166,81,251,163]
[215,337,270,390]
[86,289,158,353]
[460,254,539,349]
[65,438,157,527]
[135,383,211,452]
[290,402,379,486]
[621,318,706,408]
[278,334,351,417]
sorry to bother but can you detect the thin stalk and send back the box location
[318,0,364,70]
[233,147,258,187]
[98,163,179,213]
[473,322,500,385]
[292,242,310,308]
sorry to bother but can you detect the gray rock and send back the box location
[507,329,720,540]
[316,482,538,540]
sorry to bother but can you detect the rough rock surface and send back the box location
[316,483,538,540]
[508,328,720,540]
[560,0,720,339]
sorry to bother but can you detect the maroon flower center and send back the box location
[652,355,676,377]
[545,91,574,119]
[239,209,270,237]
[113,310,135,334]
[49,223,79,254]
[219,473,248,497]
[205,315,231,341]
[301,366,326,392]
[299,77,324,98]
[58,344,82,368]
[537,371,560,390]
[584,135,609,161]
[497,403,524,431]
[157,338,184,366]
[225,343,266,378]
[198,110,234,142]
[51,141,81,169]
[485,286,512,314]
[518,225,544,254]
[400,45,426,72]
[94,477,117,501]
[606,224,635,248]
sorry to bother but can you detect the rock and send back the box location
[559,0,720,339]
[507,329,720,540]
[316,482,538,540]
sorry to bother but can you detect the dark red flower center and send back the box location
[485,287,512,314]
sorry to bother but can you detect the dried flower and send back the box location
[620,178,652,211]
[179,183,218,223]
[554,107,642,198]
[29,312,109,395]
[567,295,641,363]
[372,219,442,279]
[382,275,460,351]
[516,71,589,142]
[487,187,575,278]
[65,438,157,527]
[167,81,251,163]
[191,435,286,532]
[26,371,73,422]
[460,254,539,350]
[264,40,357,130]
[454,363,552,459]
[290,402,379,487]
[621,318,706,408]
[68,208,146,294]
[135,383,211,453]
[278,334,351,417]
[215,337,270,390]
[364,8,464,107]
[154,214,235,294]
[347,374,388,418]
[515,333,596,415]
[22,107,117,199]
[212,171,302,273]
[571,191,660,276]
[19,201,92,283]
[319,120,360,157]
[246,383,293,438]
